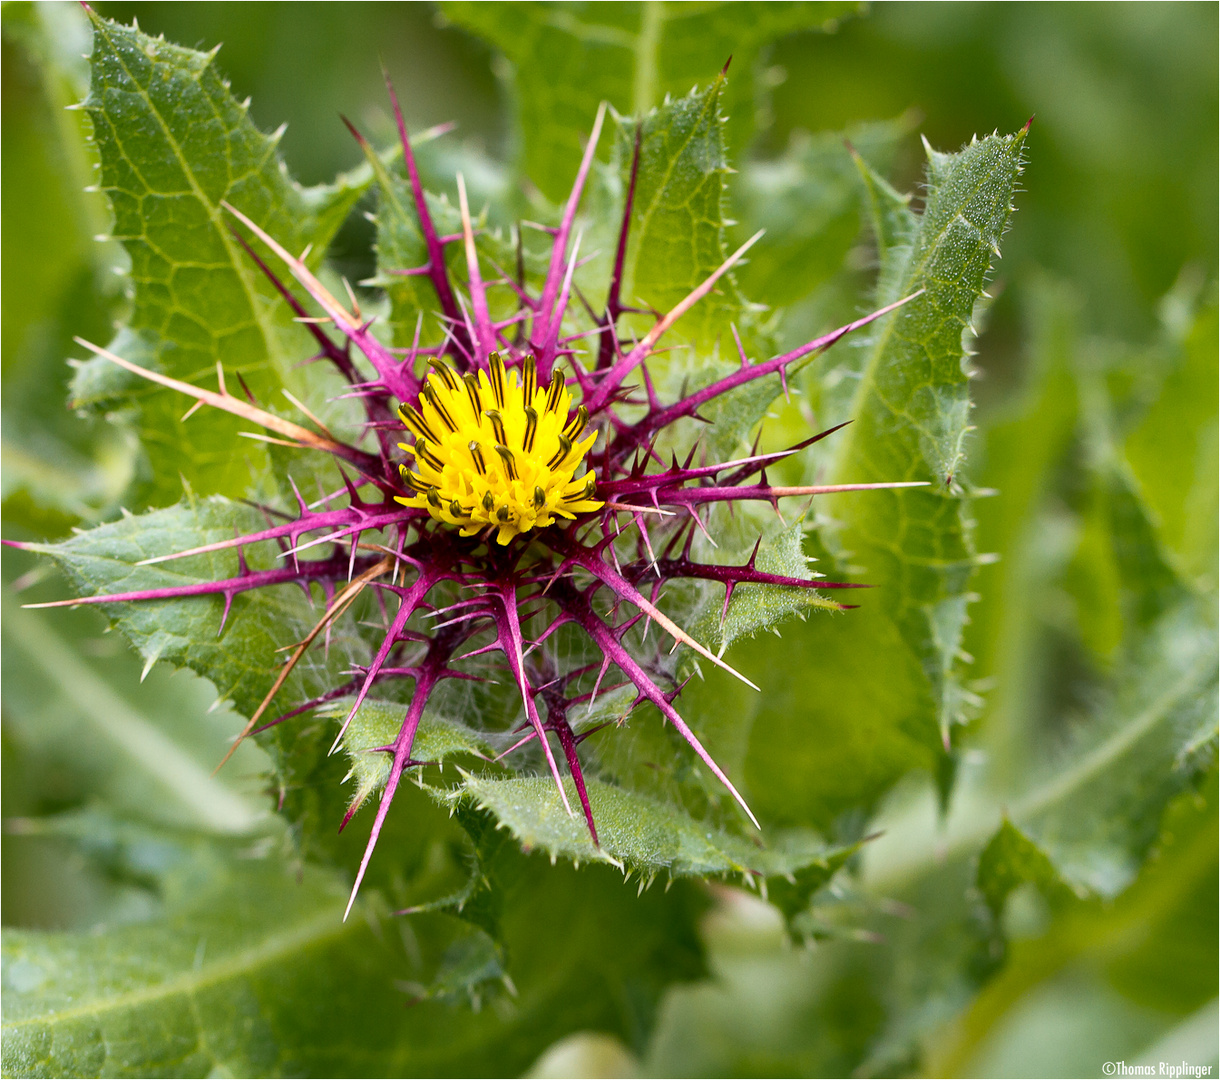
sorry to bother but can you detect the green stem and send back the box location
[632,1,664,116]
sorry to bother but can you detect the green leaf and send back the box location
[337,696,859,918]
[852,145,919,304]
[702,116,915,470]
[712,129,1028,832]
[22,496,367,867]
[762,842,864,928]
[1,855,375,1077]
[1125,293,1219,583]
[928,773,1218,1078]
[0,818,708,1078]
[840,129,1028,713]
[24,497,354,721]
[453,773,851,884]
[441,0,861,201]
[843,300,1218,1070]
[69,12,368,506]
[1,2,132,535]
[1011,475,1217,897]
[732,114,914,308]
[598,76,781,460]
[613,76,740,345]
[871,480,1215,900]
[840,133,1028,484]
[686,519,843,660]
[961,279,1083,789]
[975,819,1080,919]
[334,697,492,813]
[980,287,1219,897]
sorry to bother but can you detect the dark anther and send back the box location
[495,444,518,480]
[489,351,507,408]
[427,357,460,391]
[563,405,588,442]
[462,372,482,417]
[523,354,537,403]
[414,438,444,471]
[523,406,539,452]
[422,384,457,432]
[547,435,572,470]
[562,475,597,503]
[399,403,438,443]
[484,408,507,446]
[399,466,429,493]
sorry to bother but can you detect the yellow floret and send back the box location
[396,352,603,544]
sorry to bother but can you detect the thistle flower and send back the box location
[397,351,603,543]
[22,79,924,919]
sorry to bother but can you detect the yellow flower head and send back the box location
[396,352,603,544]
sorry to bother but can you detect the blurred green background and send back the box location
[3,2,1216,1076]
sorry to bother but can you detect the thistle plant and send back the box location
[10,9,1217,1077]
[15,72,926,917]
